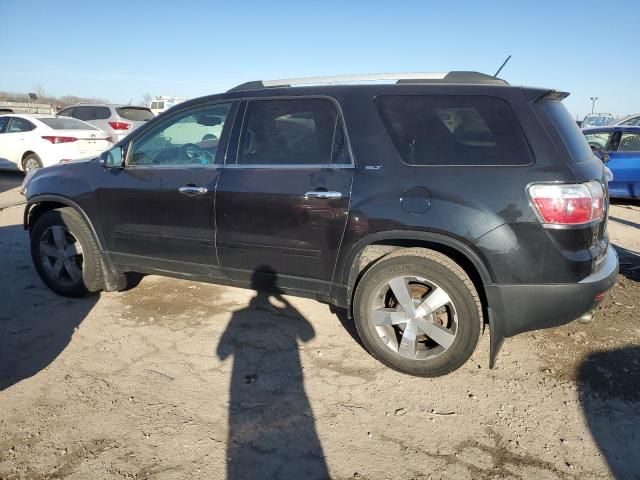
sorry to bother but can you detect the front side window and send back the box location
[8,118,35,133]
[129,103,233,166]
[584,131,613,149]
[377,95,532,166]
[237,98,348,166]
[618,132,640,152]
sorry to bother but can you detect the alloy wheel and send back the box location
[39,225,84,285]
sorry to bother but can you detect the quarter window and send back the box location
[377,95,532,166]
[129,103,233,166]
[237,98,348,166]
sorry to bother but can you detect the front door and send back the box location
[99,101,237,275]
[608,130,640,197]
[215,97,354,293]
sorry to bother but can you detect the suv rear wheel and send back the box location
[31,208,103,297]
[353,248,481,377]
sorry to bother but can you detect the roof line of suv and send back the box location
[228,71,509,92]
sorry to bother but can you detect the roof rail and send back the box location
[228,71,508,92]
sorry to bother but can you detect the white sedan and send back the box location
[0,114,113,172]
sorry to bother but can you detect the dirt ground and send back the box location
[0,171,638,480]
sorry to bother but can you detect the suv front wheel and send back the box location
[353,248,482,377]
[31,207,103,297]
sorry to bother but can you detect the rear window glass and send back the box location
[42,118,97,130]
[542,101,593,163]
[376,95,532,166]
[116,107,154,121]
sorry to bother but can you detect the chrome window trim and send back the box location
[221,163,354,170]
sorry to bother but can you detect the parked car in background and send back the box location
[0,114,112,172]
[22,71,617,377]
[582,113,614,128]
[57,104,154,143]
[583,125,640,198]
[614,113,640,126]
[149,96,188,116]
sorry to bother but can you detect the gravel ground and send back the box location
[0,172,638,480]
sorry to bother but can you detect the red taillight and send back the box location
[42,136,77,144]
[528,181,605,225]
[108,122,131,130]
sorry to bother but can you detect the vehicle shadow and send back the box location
[216,267,329,480]
[0,224,97,390]
[612,245,640,282]
[578,346,640,479]
[0,171,23,195]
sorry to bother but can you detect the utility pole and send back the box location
[590,97,599,114]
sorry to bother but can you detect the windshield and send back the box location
[42,118,97,130]
[542,102,593,163]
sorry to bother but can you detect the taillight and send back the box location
[42,136,77,144]
[108,122,131,130]
[528,181,605,225]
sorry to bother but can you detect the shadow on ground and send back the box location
[216,266,328,480]
[613,244,640,282]
[0,171,22,195]
[578,347,640,479]
[0,224,97,390]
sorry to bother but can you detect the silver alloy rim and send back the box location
[371,275,458,360]
[39,225,84,285]
[24,157,41,172]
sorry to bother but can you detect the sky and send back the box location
[1,0,638,119]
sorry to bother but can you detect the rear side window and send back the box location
[376,95,531,166]
[116,107,154,121]
[237,98,348,166]
[542,101,593,163]
[94,107,111,120]
[8,118,35,133]
[72,106,97,121]
[41,118,97,130]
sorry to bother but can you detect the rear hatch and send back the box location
[533,95,610,272]
[115,106,154,131]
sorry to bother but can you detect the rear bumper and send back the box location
[486,245,618,339]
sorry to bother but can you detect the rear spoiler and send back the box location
[530,90,570,102]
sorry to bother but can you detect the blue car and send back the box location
[583,126,640,198]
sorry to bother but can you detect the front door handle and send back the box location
[304,190,342,200]
[178,186,208,196]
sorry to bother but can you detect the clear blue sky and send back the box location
[1,0,638,119]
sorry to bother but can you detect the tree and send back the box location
[140,93,152,107]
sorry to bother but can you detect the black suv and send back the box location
[21,71,618,377]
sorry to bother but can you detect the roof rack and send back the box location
[228,71,508,92]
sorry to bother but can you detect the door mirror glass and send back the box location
[100,146,124,167]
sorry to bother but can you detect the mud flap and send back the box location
[488,307,505,369]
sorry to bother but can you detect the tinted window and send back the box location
[0,116,10,133]
[237,98,347,165]
[8,118,35,133]
[376,95,531,166]
[41,118,97,130]
[94,107,111,120]
[618,132,640,152]
[129,103,233,166]
[71,106,110,121]
[583,131,613,149]
[116,107,154,121]
[542,101,593,164]
[58,108,74,117]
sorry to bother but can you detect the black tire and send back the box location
[30,208,103,297]
[353,248,482,377]
[22,153,43,172]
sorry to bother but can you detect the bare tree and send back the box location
[33,84,46,99]
[140,93,152,107]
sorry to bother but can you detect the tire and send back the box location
[22,153,43,173]
[30,208,103,297]
[353,248,482,377]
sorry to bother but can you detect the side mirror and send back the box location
[100,146,125,168]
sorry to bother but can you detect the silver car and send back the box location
[57,104,154,143]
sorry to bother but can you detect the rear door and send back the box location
[1,117,36,166]
[0,116,16,168]
[99,101,238,274]
[215,97,354,293]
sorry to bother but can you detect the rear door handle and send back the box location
[178,186,208,196]
[304,191,342,200]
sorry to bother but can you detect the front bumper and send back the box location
[485,245,618,365]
